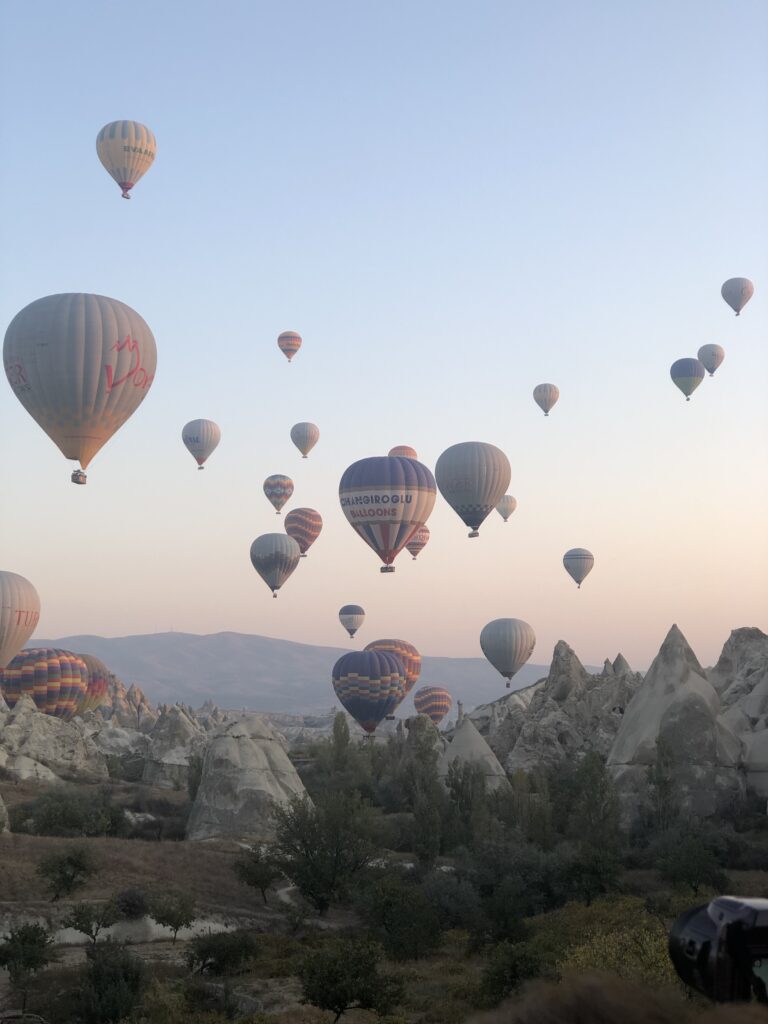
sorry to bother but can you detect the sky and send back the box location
[1,0,766,676]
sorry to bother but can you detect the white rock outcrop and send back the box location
[438,715,509,791]
[142,704,207,790]
[0,695,108,782]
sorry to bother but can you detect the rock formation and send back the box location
[142,704,207,790]
[0,792,8,833]
[0,694,108,782]
[438,715,509,791]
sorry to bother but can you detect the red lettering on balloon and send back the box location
[104,336,153,392]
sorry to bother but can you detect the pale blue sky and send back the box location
[1,1,766,674]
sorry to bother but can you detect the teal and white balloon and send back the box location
[250,534,301,598]
[697,345,725,377]
[435,442,511,538]
[721,278,753,316]
[670,358,705,401]
[480,618,536,688]
[290,422,320,458]
[563,548,594,589]
[533,383,559,416]
[496,495,517,522]
[182,419,221,469]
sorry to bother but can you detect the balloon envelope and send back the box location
[480,618,536,686]
[290,422,319,458]
[339,605,365,638]
[406,524,430,559]
[278,331,302,362]
[250,534,301,596]
[533,383,559,416]
[182,419,221,468]
[365,638,421,696]
[96,120,156,198]
[563,548,594,588]
[670,358,705,400]
[332,650,407,733]
[413,686,453,727]
[496,495,518,522]
[0,572,40,670]
[284,508,323,555]
[1,648,87,719]
[4,293,157,474]
[721,278,754,315]
[388,445,417,459]
[697,345,725,377]
[264,475,294,513]
[435,441,511,537]
[77,653,111,714]
[339,456,436,570]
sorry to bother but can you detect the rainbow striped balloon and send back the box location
[1,648,88,720]
[264,474,294,513]
[332,650,407,734]
[413,686,453,727]
[285,507,323,556]
[405,525,430,560]
[365,638,421,696]
[278,330,302,362]
[78,653,111,714]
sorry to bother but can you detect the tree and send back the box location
[563,844,621,905]
[114,887,149,920]
[646,737,680,834]
[234,845,281,904]
[298,938,403,1022]
[657,827,729,895]
[567,752,622,854]
[149,891,197,943]
[187,752,204,801]
[444,759,490,850]
[0,923,56,1012]
[37,846,97,901]
[478,940,542,1007]
[186,930,258,975]
[271,792,378,914]
[358,871,442,960]
[79,940,144,1024]
[63,900,122,944]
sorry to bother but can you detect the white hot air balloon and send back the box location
[697,345,725,377]
[496,495,518,522]
[721,278,754,316]
[249,534,301,598]
[563,548,594,589]
[290,422,320,458]
[96,121,156,199]
[435,442,511,538]
[533,383,559,416]
[480,618,536,689]
[4,293,157,484]
[0,571,41,669]
[339,605,365,639]
[182,419,221,469]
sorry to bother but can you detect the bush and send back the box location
[186,929,258,975]
[298,938,403,1021]
[559,922,678,988]
[10,787,128,837]
[234,845,281,904]
[0,922,56,1013]
[421,871,483,932]
[478,940,543,1007]
[114,887,149,919]
[150,891,196,942]
[37,847,97,901]
[358,871,442,960]
[62,901,122,944]
[79,940,145,1024]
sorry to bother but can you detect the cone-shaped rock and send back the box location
[437,716,509,791]
[142,704,206,789]
[612,654,632,676]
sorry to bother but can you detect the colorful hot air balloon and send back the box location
[96,121,156,199]
[670,358,706,401]
[435,442,511,538]
[182,419,221,469]
[1,648,87,719]
[365,639,421,696]
[480,618,536,689]
[697,345,725,377]
[4,293,157,484]
[413,686,453,727]
[278,331,302,362]
[339,456,436,572]
[0,572,40,670]
[77,653,111,714]
[339,605,365,638]
[332,650,407,734]
[533,383,559,416]
[563,548,594,589]
[388,445,417,459]
[285,507,323,556]
[721,278,754,316]
[496,495,517,522]
[249,534,301,597]
[264,475,294,513]
[406,524,430,560]
[290,422,319,458]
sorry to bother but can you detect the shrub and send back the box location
[62,901,122,944]
[559,921,678,988]
[9,787,128,837]
[186,929,258,975]
[37,846,97,901]
[234,845,282,904]
[149,891,196,942]
[358,871,442,960]
[477,940,543,1007]
[114,886,149,919]
[0,922,56,1013]
[298,938,403,1021]
[79,940,145,1024]
[421,871,483,931]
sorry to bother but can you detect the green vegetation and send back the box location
[298,938,403,1021]
[36,846,98,901]
[186,929,258,975]
[234,844,282,904]
[62,899,122,944]
[149,890,197,942]
[0,923,56,1013]
[10,786,128,837]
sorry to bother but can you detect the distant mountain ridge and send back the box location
[31,630,591,713]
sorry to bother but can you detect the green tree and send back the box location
[234,845,282,904]
[298,938,403,1022]
[646,737,680,834]
[563,844,622,905]
[63,900,122,944]
[37,846,97,901]
[272,792,378,914]
[79,940,145,1024]
[186,929,258,975]
[0,923,56,1013]
[358,871,442,960]
[444,759,490,850]
[9,787,127,837]
[150,891,197,943]
[567,752,622,853]
[657,827,729,895]
[478,940,542,1007]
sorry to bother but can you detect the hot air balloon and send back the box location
[278,331,302,362]
[339,456,436,572]
[670,358,705,401]
[77,653,111,714]
[249,534,301,597]
[388,445,417,459]
[182,419,221,469]
[263,475,294,513]
[290,422,319,458]
[413,686,453,727]
[435,442,511,538]
[285,508,323,556]
[4,293,157,484]
[0,572,40,670]
[496,495,517,522]
[533,383,559,416]
[563,548,594,589]
[480,618,536,689]
[721,278,754,316]
[332,650,407,734]
[406,525,430,560]
[697,345,725,377]
[96,121,156,199]
[339,605,365,639]
[365,638,421,696]
[1,648,87,719]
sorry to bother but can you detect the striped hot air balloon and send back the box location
[697,345,725,377]
[285,508,323,556]
[290,422,319,458]
[96,120,156,199]
[721,278,754,316]
[670,358,705,401]
[480,619,536,689]
[0,571,40,670]
[332,650,407,734]
[1,648,88,719]
[278,331,302,362]
[263,475,294,513]
[413,686,453,727]
[182,419,221,469]
[563,548,594,589]
[405,525,430,560]
[435,442,511,538]
[250,534,301,597]
[365,638,421,696]
[388,445,417,459]
[339,605,365,638]
[496,495,517,522]
[533,383,559,416]
[339,456,436,572]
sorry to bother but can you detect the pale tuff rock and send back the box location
[613,654,632,675]
[0,692,8,714]
[405,713,447,756]
[186,714,308,841]
[710,628,768,723]
[142,704,207,790]
[437,716,509,791]
[102,675,157,731]
[743,731,768,797]
[468,682,541,736]
[0,694,108,782]
[602,659,614,676]
[0,793,8,833]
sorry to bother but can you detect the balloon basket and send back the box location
[468,530,479,538]
[71,470,87,485]
[380,566,395,573]
[300,553,307,558]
